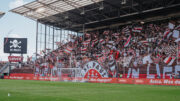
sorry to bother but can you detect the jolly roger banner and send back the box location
[4,38,27,54]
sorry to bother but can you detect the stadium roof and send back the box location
[10,0,103,20]
[10,0,180,32]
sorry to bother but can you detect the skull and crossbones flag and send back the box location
[4,38,27,54]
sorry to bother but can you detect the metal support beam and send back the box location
[48,26,50,50]
[37,0,65,13]
[81,12,180,32]
[67,11,94,22]
[63,0,83,13]
[131,0,139,12]
[63,0,107,22]
[23,5,57,22]
[60,29,62,42]
[45,25,47,53]
[36,21,38,59]
[53,26,55,50]
[83,24,85,41]
[69,3,180,30]
[91,0,101,6]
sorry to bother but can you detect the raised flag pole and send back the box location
[70,53,72,68]
[36,21,38,59]
[177,42,179,65]
[83,24,85,41]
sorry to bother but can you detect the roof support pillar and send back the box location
[36,21,39,59]
[45,24,47,54]
[52,26,55,50]
[60,29,62,43]
[83,24,85,41]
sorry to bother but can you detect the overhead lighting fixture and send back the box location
[65,15,69,19]
[140,21,145,24]
[80,10,85,15]
[99,6,104,10]
[121,0,127,5]
[36,7,45,13]
[26,11,34,16]
[99,5,104,10]
[99,3,104,10]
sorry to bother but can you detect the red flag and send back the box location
[163,29,171,39]
[124,35,131,47]
[100,39,105,45]
[64,46,73,54]
[122,26,130,34]
[82,39,91,47]
[164,56,172,64]
[103,30,110,35]
[132,27,142,32]
[80,47,88,53]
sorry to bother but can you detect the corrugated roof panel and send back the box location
[25,2,43,10]
[12,7,29,14]
[47,9,58,13]
[38,0,59,4]
[10,0,103,20]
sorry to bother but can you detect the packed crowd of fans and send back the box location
[33,19,180,77]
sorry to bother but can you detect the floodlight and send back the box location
[36,7,45,13]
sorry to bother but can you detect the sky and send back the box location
[0,0,36,61]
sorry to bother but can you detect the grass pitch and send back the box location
[0,80,180,101]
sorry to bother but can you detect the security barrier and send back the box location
[4,73,180,86]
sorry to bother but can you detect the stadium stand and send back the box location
[10,68,34,74]
[29,19,180,78]
[9,0,180,80]
[10,62,34,74]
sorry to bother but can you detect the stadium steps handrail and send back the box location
[0,62,10,74]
